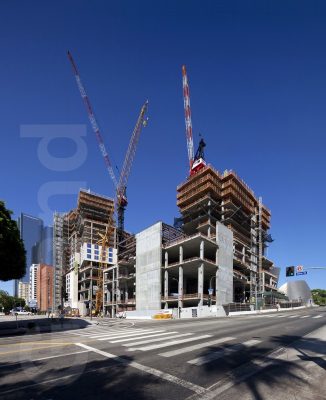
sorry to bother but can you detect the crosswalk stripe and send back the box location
[313,315,323,319]
[97,330,165,341]
[90,328,154,338]
[264,315,276,317]
[288,315,298,318]
[277,315,287,318]
[158,336,235,358]
[110,331,179,343]
[128,334,212,352]
[300,315,310,319]
[73,329,118,336]
[67,327,143,336]
[188,339,261,366]
[123,333,192,347]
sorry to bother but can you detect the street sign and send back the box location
[296,271,307,276]
[208,288,214,295]
[296,265,304,273]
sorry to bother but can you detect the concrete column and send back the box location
[198,263,204,306]
[116,265,121,302]
[216,248,219,266]
[164,269,169,299]
[242,246,246,263]
[178,266,183,308]
[200,240,205,259]
[125,282,128,302]
[179,246,183,264]
[165,251,168,268]
[215,268,219,305]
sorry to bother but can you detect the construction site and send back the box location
[52,57,280,318]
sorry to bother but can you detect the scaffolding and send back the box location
[176,164,276,304]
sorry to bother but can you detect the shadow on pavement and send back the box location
[0,353,176,400]
[0,317,91,336]
[195,335,325,400]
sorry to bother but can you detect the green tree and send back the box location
[0,290,26,312]
[0,201,26,281]
[311,289,326,306]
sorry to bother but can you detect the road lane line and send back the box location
[300,315,310,318]
[110,331,179,343]
[312,315,323,319]
[97,330,166,340]
[31,349,90,361]
[159,336,235,358]
[288,315,298,318]
[0,350,90,370]
[123,333,193,347]
[0,343,73,356]
[76,343,207,395]
[128,335,212,352]
[188,339,261,366]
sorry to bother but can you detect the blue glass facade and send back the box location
[14,214,53,296]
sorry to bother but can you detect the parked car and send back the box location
[10,310,31,316]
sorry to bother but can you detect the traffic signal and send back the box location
[286,266,295,277]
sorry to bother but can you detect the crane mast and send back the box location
[67,51,118,189]
[182,65,206,176]
[117,100,148,241]
[182,65,195,170]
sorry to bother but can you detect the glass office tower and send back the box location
[14,214,43,296]
[14,213,54,297]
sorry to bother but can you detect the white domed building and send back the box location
[279,280,313,305]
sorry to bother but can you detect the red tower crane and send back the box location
[67,51,148,242]
[182,65,206,176]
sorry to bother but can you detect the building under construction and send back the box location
[53,189,117,315]
[61,63,279,317]
[102,164,279,318]
[176,165,279,305]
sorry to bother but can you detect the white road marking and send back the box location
[288,315,298,318]
[66,327,142,337]
[96,330,165,340]
[91,329,153,339]
[31,350,90,361]
[123,333,193,347]
[188,339,261,366]
[276,315,287,318]
[110,331,179,343]
[159,336,235,358]
[300,315,310,318]
[0,350,90,369]
[312,315,323,319]
[67,329,114,336]
[128,335,212,352]
[76,343,207,395]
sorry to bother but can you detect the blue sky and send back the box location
[1,1,326,294]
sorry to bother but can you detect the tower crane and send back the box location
[67,51,148,314]
[67,51,148,240]
[182,65,206,176]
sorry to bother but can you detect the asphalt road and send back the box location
[0,307,325,400]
